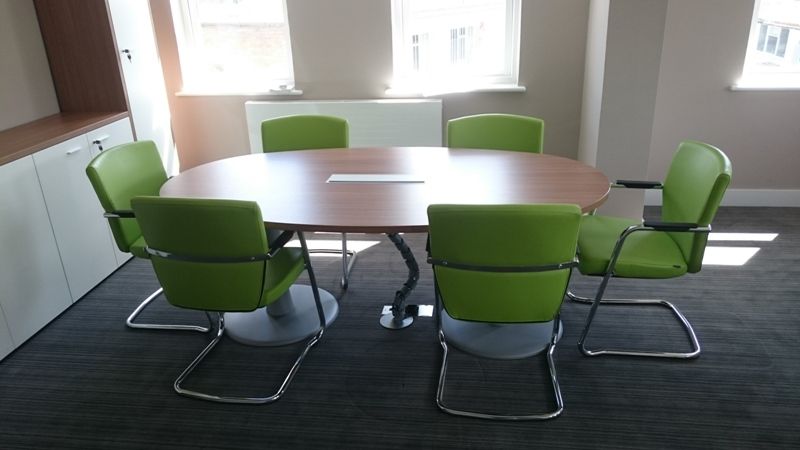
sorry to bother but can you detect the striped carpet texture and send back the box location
[0,207,797,449]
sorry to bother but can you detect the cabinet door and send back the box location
[0,156,72,346]
[87,118,135,267]
[33,135,118,302]
[107,0,178,175]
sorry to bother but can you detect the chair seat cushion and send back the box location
[129,236,150,259]
[578,215,687,279]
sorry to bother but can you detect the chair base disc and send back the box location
[441,312,562,359]
[225,285,338,347]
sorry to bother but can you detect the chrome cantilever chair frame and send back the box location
[435,318,564,421]
[569,221,709,359]
[103,210,212,333]
[87,140,211,335]
[125,286,212,332]
[167,232,327,404]
[431,258,577,421]
[307,232,357,289]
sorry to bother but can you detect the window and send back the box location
[390,0,522,95]
[738,0,800,89]
[171,0,296,93]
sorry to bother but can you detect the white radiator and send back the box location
[244,99,443,153]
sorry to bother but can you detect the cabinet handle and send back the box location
[92,135,111,152]
[65,147,83,156]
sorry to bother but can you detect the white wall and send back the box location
[649,0,800,205]
[579,0,668,218]
[578,0,610,167]
[0,0,58,131]
[149,0,590,170]
[5,0,799,206]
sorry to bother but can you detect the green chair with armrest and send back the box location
[261,114,355,289]
[427,203,581,420]
[85,140,210,333]
[569,140,732,359]
[130,196,327,404]
[446,113,545,153]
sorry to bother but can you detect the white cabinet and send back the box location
[107,0,178,176]
[33,130,121,301]
[0,0,174,361]
[0,118,136,361]
[0,155,72,346]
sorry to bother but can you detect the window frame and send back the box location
[389,0,523,96]
[735,0,800,90]
[170,0,299,95]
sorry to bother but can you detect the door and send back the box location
[107,0,179,175]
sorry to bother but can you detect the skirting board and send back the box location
[645,189,800,207]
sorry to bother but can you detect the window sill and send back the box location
[731,75,800,91]
[176,88,304,97]
[729,83,800,91]
[385,84,526,97]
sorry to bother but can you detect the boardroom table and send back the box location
[160,147,609,343]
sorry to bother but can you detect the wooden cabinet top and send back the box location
[0,112,129,166]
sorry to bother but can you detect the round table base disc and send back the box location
[225,285,338,347]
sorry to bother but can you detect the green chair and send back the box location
[427,203,581,420]
[86,140,210,333]
[130,196,328,404]
[261,114,355,288]
[569,140,732,359]
[446,113,545,153]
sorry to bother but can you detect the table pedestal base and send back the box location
[225,285,338,347]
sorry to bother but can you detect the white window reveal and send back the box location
[390,0,523,96]
[736,0,800,89]
[170,0,298,94]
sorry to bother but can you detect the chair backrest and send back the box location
[86,140,167,253]
[427,204,581,323]
[261,114,349,152]
[662,140,732,273]
[130,196,302,312]
[446,113,545,153]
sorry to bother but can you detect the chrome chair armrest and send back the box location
[641,221,709,233]
[104,210,135,219]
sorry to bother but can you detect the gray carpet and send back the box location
[0,207,798,449]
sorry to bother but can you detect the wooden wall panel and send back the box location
[33,0,128,113]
